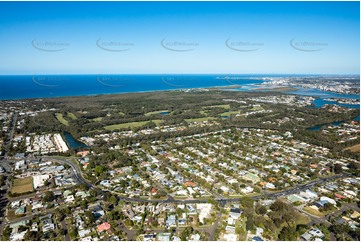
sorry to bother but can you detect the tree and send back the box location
[85,210,96,224]
[278,226,298,241]
[334,164,343,174]
[2,226,12,240]
[42,191,55,203]
[246,215,254,231]
[241,196,254,209]
[24,231,41,241]
[256,204,267,215]
[108,195,118,205]
[180,226,194,241]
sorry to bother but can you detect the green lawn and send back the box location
[92,117,103,122]
[185,117,216,123]
[145,110,169,116]
[55,113,69,126]
[66,112,77,120]
[303,206,324,217]
[104,120,164,130]
[204,104,230,109]
[219,111,240,117]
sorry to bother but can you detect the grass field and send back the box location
[92,117,103,122]
[145,110,169,116]
[185,117,216,123]
[296,213,311,225]
[55,113,69,126]
[11,177,34,194]
[344,144,360,153]
[220,111,240,117]
[204,104,230,109]
[66,112,77,120]
[303,206,324,217]
[104,119,164,130]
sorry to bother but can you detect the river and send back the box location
[63,132,89,149]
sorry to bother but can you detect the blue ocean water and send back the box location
[0,74,264,100]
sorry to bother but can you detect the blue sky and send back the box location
[0,1,359,74]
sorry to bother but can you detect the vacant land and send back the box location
[55,113,69,126]
[344,144,360,153]
[104,120,164,130]
[11,177,34,194]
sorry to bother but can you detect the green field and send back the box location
[185,117,216,123]
[200,110,208,115]
[145,110,169,116]
[104,119,164,130]
[92,117,103,122]
[55,113,69,126]
[219,111,240,117]
[204,104,230,109]
[11,177,34,194]
[66,112,77,120]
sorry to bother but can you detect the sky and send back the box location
[0,1,359,75]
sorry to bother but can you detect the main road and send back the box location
[45,156,351,204]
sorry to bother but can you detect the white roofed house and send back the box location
[33,174,50,189]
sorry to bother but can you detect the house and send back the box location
[309,228,324,238]
[166,215,176,227]
[97,222,111,233]
[190,234,201,241]
[196,203,212,223]
[100,180,111,187]
[335,193,345,199]
[15,206,26,215]
[78,229,91,238]
[157,233,171,241]
[224,233,238,241]
[151,187,158,194]
[77,150,90,157]
[65,195,75,203]
[229,208,242,219]
[301,232,312,241]
[319,196,336,205]
[184,181,197,187]
[225,225,236,233]
[264,182,276,190]
[33,174,50,189]
[10,231,27,241]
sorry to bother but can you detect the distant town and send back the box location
[0,78,360,241]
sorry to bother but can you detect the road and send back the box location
[41,157,353,205]
[4,112,17,157]
[0,155,355,239]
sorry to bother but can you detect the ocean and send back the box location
[0,74,265,100]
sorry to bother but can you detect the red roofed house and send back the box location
[335,193,345,199]
[77,150,90,157]
[151,187,158,194]
[184,181,197,187]
[97,222,111,233]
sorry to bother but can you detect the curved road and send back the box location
[45,156,351,205]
